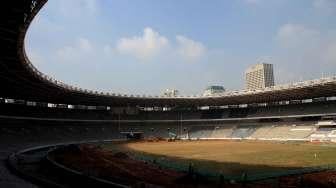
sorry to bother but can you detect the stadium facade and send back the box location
[1,0,336,187]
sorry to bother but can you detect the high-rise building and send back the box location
[245,63,274,90]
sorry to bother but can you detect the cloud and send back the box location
[274,23,336,83]
[26,49,44,65]
[325,38,336,64]
[57,0,99,17]
[313,0,336,12]
[77,38,92,51]
[244,0,261,5]
[116,27,169,60]
[103,44,115,55]
[176,35,206,61]
[55,28,207,65]
[115,27,206,62]
[276,24,320,49]
[57,37,93,62]
[276,24,336,64]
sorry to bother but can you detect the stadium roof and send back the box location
[1,0,336,107]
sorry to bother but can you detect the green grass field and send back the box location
[102,140,336,179]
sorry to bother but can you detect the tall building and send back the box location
[245,63,274,90]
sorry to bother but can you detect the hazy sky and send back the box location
[26,0,336,95]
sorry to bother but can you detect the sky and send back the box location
[26,0,336,95]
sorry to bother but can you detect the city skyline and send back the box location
[26,0,336,95]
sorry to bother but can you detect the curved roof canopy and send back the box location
[1,0,336,107]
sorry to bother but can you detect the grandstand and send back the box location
[1,0,336,187]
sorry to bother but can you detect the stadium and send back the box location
[1,0,336,187]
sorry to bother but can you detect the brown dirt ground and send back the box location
[52,141,336,188]
[125,140,336,168]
